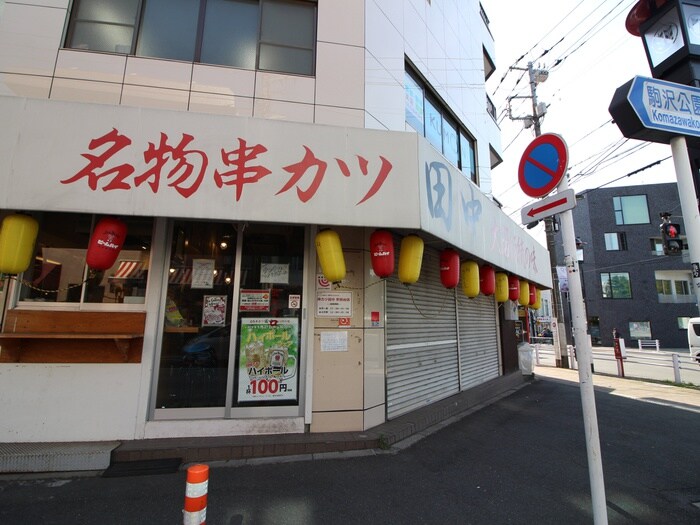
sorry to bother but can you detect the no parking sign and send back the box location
[518,133,569,198]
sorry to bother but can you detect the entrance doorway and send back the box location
[153,220,306,417]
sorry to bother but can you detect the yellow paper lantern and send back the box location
[519,280,531,307]
[315,229,346,283]
[0,214,39,274]
[398,235,424,284]
[460,260,479,298]
[532,288,542,310]
[495,272,509,303]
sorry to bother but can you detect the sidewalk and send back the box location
[107,370,531,472]
[5,366,698,477]
[534,364,700,410]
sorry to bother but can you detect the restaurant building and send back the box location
[0,0,550,446]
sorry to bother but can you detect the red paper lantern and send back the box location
[86,217,127,271]
[480,265,495,296]
[439,249,460,288]
[529,284,537,306]
[508,275,520,302]
[369,229,394,278]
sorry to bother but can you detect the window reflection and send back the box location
[16,212,152,305]
[156,221,236,409]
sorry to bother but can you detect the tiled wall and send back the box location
[364,0,499,194]
[2,1,497,172]
[0,0,368,127]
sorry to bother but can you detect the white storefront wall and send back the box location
[0,97,550,287]
[0,97,549,442]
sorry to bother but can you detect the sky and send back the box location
[484,0,675,246]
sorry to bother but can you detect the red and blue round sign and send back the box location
[518,133,569,198]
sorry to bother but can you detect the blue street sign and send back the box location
[625,76,700,139]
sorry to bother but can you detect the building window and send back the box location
[656,279,673,295]
[460,132,477,183]
[601,272,632,299]
[65,0,317,76]
[613,195,649,225]
[675,280,690,295]
[404,67,479,185]
[654,271,694,303]
[650,238,664,256]
[629,321,651,339]
[678,316,691,329]
[16,212,153,307]
[424,98,443,151]
[604,232,627,251]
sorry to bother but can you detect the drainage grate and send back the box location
[0,442,119,473]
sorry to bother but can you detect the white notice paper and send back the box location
[320,331,348,352]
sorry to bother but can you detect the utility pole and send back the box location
[508,62,570,367]
[511,61,607,524]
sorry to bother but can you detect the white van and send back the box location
[687,317,700,364]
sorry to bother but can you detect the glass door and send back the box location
[155,221,236,410]
[233,224,305,407]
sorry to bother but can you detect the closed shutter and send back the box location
[386,247,459,419]
[457,293,499,389]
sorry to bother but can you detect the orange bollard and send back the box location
[183,464,209,525]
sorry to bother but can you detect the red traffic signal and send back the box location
[661,223,683,255]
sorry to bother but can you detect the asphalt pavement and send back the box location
[1,367,698,524]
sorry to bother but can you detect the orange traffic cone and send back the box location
[183,464,209,525]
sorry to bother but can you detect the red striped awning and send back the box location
[112,260,147,279]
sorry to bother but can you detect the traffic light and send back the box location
[661,222,683,255]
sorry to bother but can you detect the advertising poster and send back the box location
[239,289,271,311]
[202,295,227,327]
[237,318,299,403]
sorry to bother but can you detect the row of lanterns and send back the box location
[0,214,127,275]
[316,228,542,309]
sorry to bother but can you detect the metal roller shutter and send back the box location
[386,247,459,419]
[457,293,500,389]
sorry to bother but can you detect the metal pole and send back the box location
[558,176,608,524]
[670,136,700,313]
[527,61,570,367]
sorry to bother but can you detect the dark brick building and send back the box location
[553,182,697,348]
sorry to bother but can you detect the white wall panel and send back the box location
[191,64,255,97]
[317,0,364,47]
[0,4,64,77]
[0,364,141,442]
[0,72,51,97]
[55,50,127,84]
[50,78,122,105]
[315,42,364,109]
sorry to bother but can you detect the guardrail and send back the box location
[638,339,660,351]
[531,343,700,386]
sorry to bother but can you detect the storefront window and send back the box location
[17,212,152,306]
[154,220,305,411]
[156,221,236,409]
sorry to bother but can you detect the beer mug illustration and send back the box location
[244,340,265,377]
[267,347,296,380]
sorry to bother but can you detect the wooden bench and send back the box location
[0,310,146,363]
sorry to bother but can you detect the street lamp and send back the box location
[627,0,700,85]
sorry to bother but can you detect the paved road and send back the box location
[1,369,698,524]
